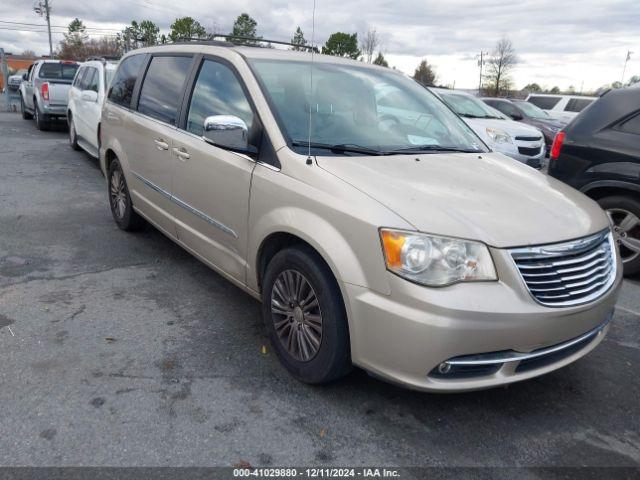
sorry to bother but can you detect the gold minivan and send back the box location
[100,43,621,392]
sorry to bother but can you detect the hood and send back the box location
[464,117,543,139]
[317,152,608,248]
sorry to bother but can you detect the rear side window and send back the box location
[528,96,561,110]
[186,59,254,136]
[84,68,99,93]
[564,98,594,113]
[617,113,640,135]
[108,54,146,109]
[39,62,79,81]
[72,67,85,88]
[137,56,192,125]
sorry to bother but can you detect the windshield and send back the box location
[248,59,487,155]
[439,92,503,119]
[513,100,550,119]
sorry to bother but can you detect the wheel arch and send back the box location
[581,181,640,201]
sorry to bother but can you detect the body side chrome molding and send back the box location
[130,170,238,238]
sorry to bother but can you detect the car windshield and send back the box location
[39,62,79,81]
[514,100,550,119]
[248,59,487,155]
[440,92,504,119]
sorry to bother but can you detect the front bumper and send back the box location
[344,246,622,392]
[494,140,545,168]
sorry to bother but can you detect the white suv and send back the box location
[526,94,597,123]
[67,59,117,157]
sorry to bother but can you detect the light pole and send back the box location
[477,50,488,94]
[622,50,633,84]
[34,0,53,58]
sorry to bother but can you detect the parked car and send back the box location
[548,87,640,275]
[526,94,597,123]
[482,97,566,150]
[432,88,546,169]
[19,59,80,130]
[67,59,118,157]
[7,69,28,91]
[101,43,621,392]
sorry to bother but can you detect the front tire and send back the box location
[598,195,640,276]
[262,246,351,384]
[20,95,32,120]
[108,158,145,231]
[68,115,81,150]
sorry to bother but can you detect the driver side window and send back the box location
[186,59,254,137]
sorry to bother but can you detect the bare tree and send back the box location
[484,37,518,96]
[360,27,380,63]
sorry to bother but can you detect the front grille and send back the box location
[517,145,542,156]
[510,230,617,307]
[515,135,542,141]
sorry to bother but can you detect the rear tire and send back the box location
[34,103,50,131]
[107,158,145,231]
[20,95,32,120]
[598,195,640,276]
[68,115,81,151]
[262,245,351,384]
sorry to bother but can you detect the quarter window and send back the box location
[618,113,640,135]
[137,55,192,125]
[108,54,146,109]
[186,59,254,136]
[527,96,561,110]
[564,98,594,112]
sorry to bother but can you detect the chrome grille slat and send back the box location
[510,230,617,307]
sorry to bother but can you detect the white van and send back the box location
[525,94,597,123]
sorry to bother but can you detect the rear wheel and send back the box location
[598,195,640,276]
[262,245,351,384]
[34,103,50,131]
[20,95,32,120]
[108,158,145,231]
[68,115,81,150]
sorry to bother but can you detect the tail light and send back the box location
[41,82,49,101]
[550,131,565,160]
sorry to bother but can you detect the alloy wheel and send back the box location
[270,269,323,362]
[608,208,640,264]
[110,169,127,220]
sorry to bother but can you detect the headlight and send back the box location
[486,128,512,144]
[380,229,497,286]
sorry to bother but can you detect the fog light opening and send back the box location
[437,362,452,374]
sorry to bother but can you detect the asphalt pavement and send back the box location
[0,110,639,471]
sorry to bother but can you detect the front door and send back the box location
[170,57,257,283]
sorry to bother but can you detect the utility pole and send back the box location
[34,0,53,58]
[622,50,633,84]
[1,48,10,112]
[477,50,488,94]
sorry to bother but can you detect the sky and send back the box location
[0,0,638,92]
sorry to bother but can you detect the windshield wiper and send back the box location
[388,145,482,154]
[291,141,385,156]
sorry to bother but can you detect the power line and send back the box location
[0,20,121,32]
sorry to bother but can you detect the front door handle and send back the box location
[154,138,169,151]
[172,147,190,161]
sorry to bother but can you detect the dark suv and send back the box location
[548,87,640,275]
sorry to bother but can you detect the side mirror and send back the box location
[203,115,249,151]
[511,113,523,121]
[81,90,98,102]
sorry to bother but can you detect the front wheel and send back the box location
[598,195,640,276]
[108,159,145,231]
[262,246,351,384]
[20,95,32,120]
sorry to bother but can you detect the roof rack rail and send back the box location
[86,55,120,63]
[172,34,315,51]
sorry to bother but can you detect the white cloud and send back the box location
[0,0,638,90]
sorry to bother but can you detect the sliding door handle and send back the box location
[172,147,190,161]
[154,138,169,151]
